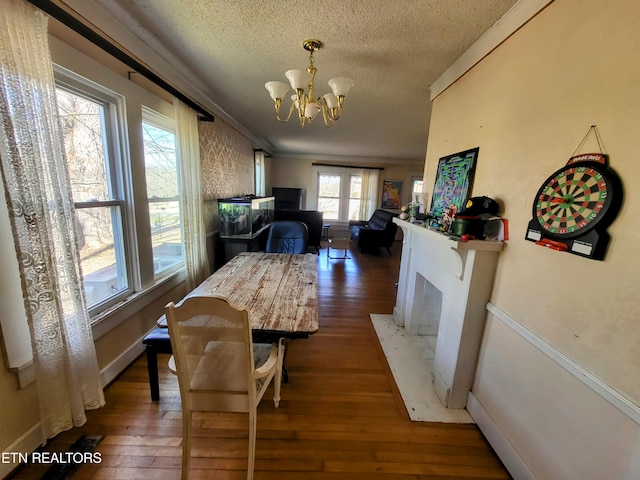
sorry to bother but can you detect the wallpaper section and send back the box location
[198,118,255,235]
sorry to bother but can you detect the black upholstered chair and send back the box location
[349,209,398,255]
[265,221,308,254]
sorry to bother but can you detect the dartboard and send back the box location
[533,161,616,239]
[525,155,622,260]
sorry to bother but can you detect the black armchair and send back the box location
[349,209,398,255]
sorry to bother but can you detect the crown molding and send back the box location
[430,0,554,100]
[53,0,271,152]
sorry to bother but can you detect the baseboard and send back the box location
[0,422,44,479]
[99,333,146,387]
[467,393,536,480]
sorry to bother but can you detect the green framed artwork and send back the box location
[430,147,478,220]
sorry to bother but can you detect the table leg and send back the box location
[146,346,160,401]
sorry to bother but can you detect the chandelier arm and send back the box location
[319,102,336,129]
[294,89,306,120]
[275,99,297,123]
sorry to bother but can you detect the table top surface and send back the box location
[159,252,318,335]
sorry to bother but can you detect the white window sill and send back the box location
[91,269,186,341]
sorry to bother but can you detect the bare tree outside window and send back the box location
[142,120,184,276]
[318,174,340,220]
[56,87,129,309]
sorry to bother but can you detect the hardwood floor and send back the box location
[12,241,511,479]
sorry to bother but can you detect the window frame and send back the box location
[52,64,186,329]
[141,106,185,281]
[54,66,136,316]
[311,165,364,223]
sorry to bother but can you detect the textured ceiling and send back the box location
[89,0,517,161]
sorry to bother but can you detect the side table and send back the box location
[322,224,331,240]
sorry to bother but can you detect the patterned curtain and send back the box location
[0,0,104,439]
[175,99,209,291]
[359,168,380,220]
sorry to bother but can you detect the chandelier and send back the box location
[265,39,354,128]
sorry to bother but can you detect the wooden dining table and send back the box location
[144,252,319,400]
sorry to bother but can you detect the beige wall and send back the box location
[424,0,640,475]
[425,0,639,403]
[269,155,424,211]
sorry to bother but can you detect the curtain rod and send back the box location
[28,0,214,122]
[312,162,384,170]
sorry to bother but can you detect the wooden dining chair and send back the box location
[165,296,284,480]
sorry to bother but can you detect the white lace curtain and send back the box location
[359,168,380,220]
[254,149,266,196]
[0,0,104,439]
[175,99,209,291]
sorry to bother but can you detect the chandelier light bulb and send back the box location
[323,93,339,109]
[285,69,309,90]
[305,102,321,119]
[328,77,354,97]
[265,81,289,100]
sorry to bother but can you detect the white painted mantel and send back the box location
[392,218,504,408]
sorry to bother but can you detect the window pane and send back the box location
[318,198,339,220]
[57,89,110,202]
[148,199,183,273]
[143,123,179,198]
[350,175,362,199]
[143,121,183,276]
[319,174,340,197]
[348,199,361,220]
[56,87,129,310]
[318,174,341,220]
[76,206,128,306]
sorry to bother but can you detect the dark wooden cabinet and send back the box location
[272,187,303,210]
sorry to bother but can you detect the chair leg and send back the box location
[273,338,285,408]
[248,409,257,480]
[182,410,192,480]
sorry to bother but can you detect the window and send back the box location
[317,174,341,220]
[411,176,424,211]
[313,167,368,222]
[142,109,184,278]
[55,67,185,321]
[254,150,265,196]
[412,178,424,200]
[56,84,131,312]
[348,175,362,221]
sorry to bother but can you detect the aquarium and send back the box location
[218,195,275,239]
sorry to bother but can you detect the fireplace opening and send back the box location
[408,273,442,336]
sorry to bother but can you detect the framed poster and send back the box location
[381,179,403,209]
[430,147,478,220]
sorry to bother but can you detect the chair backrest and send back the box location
[265,220,308,253]
[165,296,257,414]
[368,209,395,230]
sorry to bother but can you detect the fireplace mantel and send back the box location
[393,218,504,408]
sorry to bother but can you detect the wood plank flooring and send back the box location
[10,241,511,479]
